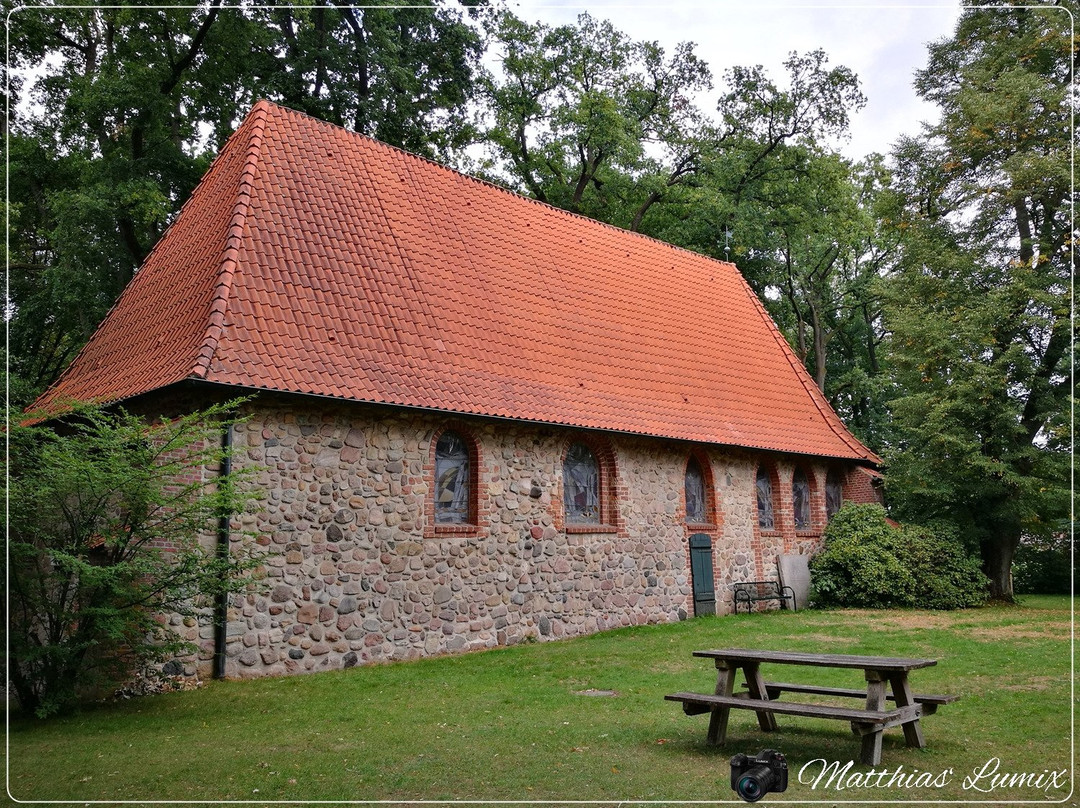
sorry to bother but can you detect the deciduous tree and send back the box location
[478,10,711,226]
[881,3,1074,599]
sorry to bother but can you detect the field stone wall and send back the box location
[195,399,837,680]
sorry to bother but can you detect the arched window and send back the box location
[685,456,707,524]
[563,442,600,523]
[792,467,811,530]
[826,469,843,520]
[435,430,471,524]
[756,466,775,531]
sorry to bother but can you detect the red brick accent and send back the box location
[423,422,489,539]
[843,466,885,506]
[682,448,721,532]
[750,461,783,579]
[554,433,622,535]
[153,431,214,552]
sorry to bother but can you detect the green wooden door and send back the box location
[688,533,716,616]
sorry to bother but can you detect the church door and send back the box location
[688,533,716,616]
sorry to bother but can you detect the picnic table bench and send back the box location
[665,648,958,765]
[731,580,796,613]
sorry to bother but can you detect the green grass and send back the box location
[6,596,1072,804]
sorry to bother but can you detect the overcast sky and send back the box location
[502,0,965,161]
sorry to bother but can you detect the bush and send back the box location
[4,400,260,717]
[1013,529,1072,594]
[810,503,988,610]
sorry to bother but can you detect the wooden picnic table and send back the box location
[665,648,958,765]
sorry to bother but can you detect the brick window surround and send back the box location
[559,435,620,534]
[683,450,719,530]
[755,462,781,534]
[826,467,844,520]
[425,424,484,537]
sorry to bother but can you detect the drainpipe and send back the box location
[213,423,233,679]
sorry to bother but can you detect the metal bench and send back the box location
[732,580,796,613]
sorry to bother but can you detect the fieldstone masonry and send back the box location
[179,398,865,680]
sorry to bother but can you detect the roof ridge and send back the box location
[191,99,270,379]
[260,100,742,276]
[738,277,879,464]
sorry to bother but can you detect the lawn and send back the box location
[6,596,1072,804]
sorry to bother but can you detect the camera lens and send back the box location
[736,764,778,803]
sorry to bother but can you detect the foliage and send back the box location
[478,9,712,225]
[879,3,1074,598]
[809,504,915,608]
[4,400,260,718]
[810,503,988,609]
[1013,527,1073,595]
[5,1,485,405]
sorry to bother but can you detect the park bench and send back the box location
[731,580,796,613]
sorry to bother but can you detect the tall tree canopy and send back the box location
[479,10,712,226]
[5,0,485,404]
[880,3,1074,598]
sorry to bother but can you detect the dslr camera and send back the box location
[730,749,789,802]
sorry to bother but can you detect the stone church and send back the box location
[35,100,881,679]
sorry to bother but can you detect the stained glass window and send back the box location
[826,470,843,520]
[756,467,775,530]
[564,443,600,523]
[685,457,707,524]
[793,468,811,529]
[435,431,470,523]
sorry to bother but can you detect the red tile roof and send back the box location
[35,100,878,464]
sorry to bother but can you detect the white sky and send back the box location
[502,0,965,160]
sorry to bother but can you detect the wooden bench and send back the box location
[666,692,910,729]
[732,580,796,613]
[667,649,956,764]
[749,681,960,715]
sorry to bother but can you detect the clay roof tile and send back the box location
[34,101,878,464]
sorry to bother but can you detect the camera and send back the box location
[730,749,789,802]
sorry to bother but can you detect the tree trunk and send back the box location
[808,297,827,391]
[981,531,1018,601]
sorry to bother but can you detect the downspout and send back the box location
[213,423,233,679]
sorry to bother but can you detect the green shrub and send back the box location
[894,524,988,609]
[6,400,261,717]
[1013,529,1072,594]
[810,503,988,609]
